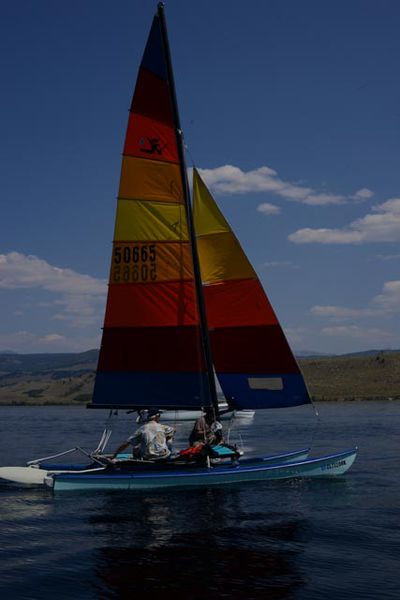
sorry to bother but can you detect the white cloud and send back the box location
[351,188,374,201]
[0,252,107,327]
[289,197,400,244]
[0,252,105,294]
[263,261,298,269]
[197,165,351,205]
[283,327,309,347]
[374,254,400,261]
[257,202,281,215]
[372,280,400,313]
[311,280,400,332]
[39,333,65,343]
[289,228,363,244]
[321,325,393,341]
[303,193,346,206]
[311,305,380,318]
[0,330,101,353]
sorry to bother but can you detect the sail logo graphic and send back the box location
[140,137,166,155]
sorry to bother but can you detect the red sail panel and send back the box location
[209,325,299,373]
[104,281,199,328]
[98,327,205,372]
[92,14,207,409]
[131,68,174,125]
[193,168,311,409]
[124,113,179,163]
[203,279,278,328]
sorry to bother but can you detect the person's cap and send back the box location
[147,408,162,421]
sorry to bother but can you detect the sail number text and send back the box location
[112,244,157,282]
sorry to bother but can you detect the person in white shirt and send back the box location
[111,409,175,461]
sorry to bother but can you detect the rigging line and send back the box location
[183,137,197,170]
[226,412,235,445]
[310,393,320,419]
[92,409,116,455]
[308,400,321,449]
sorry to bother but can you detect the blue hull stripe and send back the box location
[218,373,311,409]
[92,371,210,408]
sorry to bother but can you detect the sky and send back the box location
[0,0,399,355]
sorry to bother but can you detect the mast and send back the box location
[157,2,219,416]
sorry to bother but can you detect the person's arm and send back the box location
[189,417,207,445]
[162,424,175,439]
[212,420,223,443]
[111,441,130,459]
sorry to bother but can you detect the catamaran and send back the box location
[0,3,357,491]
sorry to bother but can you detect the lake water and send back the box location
[0,401,398,599]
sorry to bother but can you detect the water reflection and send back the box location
[0,486,53,521]
[88,486,310,599]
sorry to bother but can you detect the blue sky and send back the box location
[1,0,399,355]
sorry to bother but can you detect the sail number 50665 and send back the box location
[112,244,157,282]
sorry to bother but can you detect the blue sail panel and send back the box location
[140,16,167,80]
[217,373,311,410]
[92,372,211,409]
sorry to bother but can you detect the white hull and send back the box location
[0,465,104,485]
[161,408,255,422]
[0,466,50,485]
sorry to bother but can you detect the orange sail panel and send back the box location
[193,168,311,409]
[92,15,208,408]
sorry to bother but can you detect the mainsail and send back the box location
[92,10,212,409]
[193,168,311,409]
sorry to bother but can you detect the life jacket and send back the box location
[179,445,206,459]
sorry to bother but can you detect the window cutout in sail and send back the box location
[248,377,284,391]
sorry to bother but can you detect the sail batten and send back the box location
[193,168,311,410]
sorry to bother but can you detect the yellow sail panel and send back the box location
[109,241,194,284]
[197,232,256,284]
[193,168,230,236]
[119,156,183,203]
[114,199,189,241]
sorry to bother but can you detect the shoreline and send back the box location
[0,396,398,407]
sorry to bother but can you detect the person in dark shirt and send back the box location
[189,406,223,447]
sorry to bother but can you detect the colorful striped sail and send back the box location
[193,168,311,410]
[92,13,210,408]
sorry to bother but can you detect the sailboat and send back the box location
[0,3,356,491]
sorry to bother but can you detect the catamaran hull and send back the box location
[0,448,309,486]
[47,449,357,492]
[0,465,105,485]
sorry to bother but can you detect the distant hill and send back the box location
[0,349,398,405]
[295,350,333,358]
[299,351,400,402]
[0,350,98,406]
[339,349,400,358]
[0,349,98,374]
